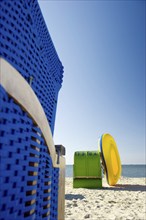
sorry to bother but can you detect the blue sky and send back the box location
[38,0,145,165]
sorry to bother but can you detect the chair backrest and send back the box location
[0,0,64,134]
[74,151,101,178]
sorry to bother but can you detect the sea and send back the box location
[66,164,146,178]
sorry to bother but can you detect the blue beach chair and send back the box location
[0,1,65,220]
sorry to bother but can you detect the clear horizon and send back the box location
[66,163,146,165]
[38,1,145,165]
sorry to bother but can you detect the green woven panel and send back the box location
[73,151,102,188]
[86,151,101,177]
[74,151,87,177]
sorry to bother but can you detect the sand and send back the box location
[65,177,146,220]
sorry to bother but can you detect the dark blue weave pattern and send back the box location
[50,168,59,220]
[0,86,59,220]
[0,0,63,134]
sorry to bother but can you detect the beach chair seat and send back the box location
[99,133,121,186]
[73,151,102,188]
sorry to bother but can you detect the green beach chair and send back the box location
[73,151,102,188]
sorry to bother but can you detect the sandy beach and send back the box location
[65,177,146,220]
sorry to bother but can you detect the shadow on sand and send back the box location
[102,184,146,192]
[65,194,85,200]
[65,184,146,201]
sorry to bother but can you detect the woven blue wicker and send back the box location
[0,0,63,134]
[0,86,59,220]
[0,0,63,219]
[50,169,59,220]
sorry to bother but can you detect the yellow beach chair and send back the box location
[100,133,122,186]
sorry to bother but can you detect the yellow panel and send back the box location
[111,148,118,176]
[101,133,121,186]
